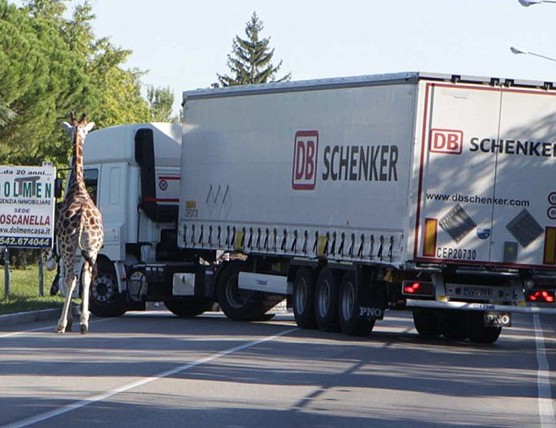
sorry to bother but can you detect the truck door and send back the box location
[416,81,556,268]
[416,81,502,265]
[489,88,556,267]
[94,162,129,261]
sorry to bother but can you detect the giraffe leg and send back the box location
[80,260,93,334]
[60,261,73,333]
[66,304,73,332]
[56,271,77,333]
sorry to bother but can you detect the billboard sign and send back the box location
[0,165,56,248]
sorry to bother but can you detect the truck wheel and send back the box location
[89,259,127,318]
[466,312,502,344]
[339,271,374,337]
[413,309,442,338]
[441,311,467,341]
[315,267,340,332]
[216,261,267,321]
[164,298,213,318]
[293,268,317,329]
[256,313,276,321]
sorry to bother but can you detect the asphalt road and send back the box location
[0,309,555,428]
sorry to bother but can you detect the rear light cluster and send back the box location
[526,290,555,303]
[402,280,434,297]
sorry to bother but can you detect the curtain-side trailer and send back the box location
[177,72,556,343]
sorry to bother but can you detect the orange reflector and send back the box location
[544,227,556,265]
[422,218,437,257]
[234,230,244,251]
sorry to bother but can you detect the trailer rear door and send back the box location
[415,80,556,268]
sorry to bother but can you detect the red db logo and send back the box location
[430,129,463,154]
[292,130,319,190]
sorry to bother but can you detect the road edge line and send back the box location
[533,314,556,428]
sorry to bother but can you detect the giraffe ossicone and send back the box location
[55,112,103,334]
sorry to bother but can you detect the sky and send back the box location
[13,0,556,114]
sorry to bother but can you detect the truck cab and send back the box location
[84,123,182,263]
[59,123,213,317]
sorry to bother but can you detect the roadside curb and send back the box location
[0,308,61,326]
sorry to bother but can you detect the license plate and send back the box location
[462,286,493,298]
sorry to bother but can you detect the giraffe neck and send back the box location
[68,130,87,195]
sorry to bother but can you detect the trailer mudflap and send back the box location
[358,306,385,320]
[484,311,511,327]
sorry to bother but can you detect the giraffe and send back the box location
[55,113,104,334]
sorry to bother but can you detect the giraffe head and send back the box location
[61,112,95,140]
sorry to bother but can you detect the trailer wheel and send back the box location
[315,267,340,332]
[164,298,213,318]
[441,311,467,341]
[293,268,317,329]
[89,258,127,318]
[412,309,442,338]
[216,261,267,321]
[466,312,502,344]
[338,271,374,337]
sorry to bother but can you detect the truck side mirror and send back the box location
[54,177,63,199]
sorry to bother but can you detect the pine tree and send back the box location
[218,12,291,86]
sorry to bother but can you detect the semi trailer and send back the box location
[67,72,556,343]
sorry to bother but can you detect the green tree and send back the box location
[85,35,150,127]
[56,1,151,128]
[147,86,176,122]
[0,1,29,126]
[0,0,92,164]
[25,0,66,20]
[218,12,291,86]
[0,0,175,166]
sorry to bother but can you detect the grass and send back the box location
[0,264,64,315]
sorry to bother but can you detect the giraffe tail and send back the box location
[81,250,98,283]
[45,239,60,271]
[45,249,57,271]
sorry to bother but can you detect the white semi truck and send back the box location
[72,72,556,343]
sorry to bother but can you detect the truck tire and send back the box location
[338,271,374,337]
[293,268,317,329]
[164,298,213,318]
[413,309,442,338]
[216,261,267,321]
[89,259,127,318]
[315,267,340,332]
[466,311,502,344]
[441,311,467,341]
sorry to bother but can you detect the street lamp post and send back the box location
[510,46,556,62]
[519,0,556,6]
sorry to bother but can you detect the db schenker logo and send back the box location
[292,130,319,190]
[429,129,463,155]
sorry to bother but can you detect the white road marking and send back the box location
[2,327,297,428]
[534,314,556,428]
[0,318,112,338]
[0,325,54,338]
[3,313,554,427]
